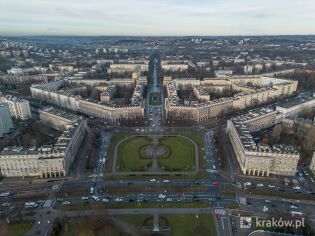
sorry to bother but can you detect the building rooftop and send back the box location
[231,107,299,155]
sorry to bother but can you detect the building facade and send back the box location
[0,104,14,137]
[227,107,299,176]
[0,94,32,120]
[165,77,298,123]
[0,117,87,178]
[310,152,315,174]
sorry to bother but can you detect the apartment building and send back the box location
[100,85,116,103]
[0,116,86,178]
[227,107,299,176]
[165,77,298,123]
[39,107,81,130]
[310,152,315,174]
[0,94,32,120]
[0,104,14,137]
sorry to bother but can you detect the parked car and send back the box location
[263,206,269,212]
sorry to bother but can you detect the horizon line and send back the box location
[1,34,315,38]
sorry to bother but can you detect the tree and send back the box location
[272,125,283,143]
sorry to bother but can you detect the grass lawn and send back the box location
[110,131,131,144]
[60,214,216,236]
[164,214,217,236]
[104,171,209,180]
[116,135,197,172]
[117,215,149,227]
[118,214,217,236]
[246,188,315,201]
[0,222,33,236]
[178,131,206,168]
[149,92,162,106]
[159,136,195,171]
[60,216,130,236]
[106,131,131,172]
[117,136,152,171]
[224,202,239,209]
[56,202,211,211]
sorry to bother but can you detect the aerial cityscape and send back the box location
[0,1,315,236]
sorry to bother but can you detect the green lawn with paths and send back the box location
[117,136,152,171]
[119,214,217,236]
[59,214,216,236]
[159,136,195,171]
[177,131,206,168]
[149,92,162,106]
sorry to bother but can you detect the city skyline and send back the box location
[1,0,315,36]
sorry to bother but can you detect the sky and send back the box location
[0,0,315,36]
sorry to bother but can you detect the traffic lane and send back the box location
[0,178,226,196]
[241,198,315,216]
[53,193,235,208]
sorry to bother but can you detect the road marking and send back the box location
[221,218,225,230]
[215,208,226,216]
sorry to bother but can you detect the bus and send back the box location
[25,202,38,209]
[291,211,303,219]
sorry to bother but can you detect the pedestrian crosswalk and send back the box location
[214,208,226,216]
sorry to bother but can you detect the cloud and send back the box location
[0,0,314,35]
[47,27,59,31]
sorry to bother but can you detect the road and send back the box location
[146,58,164,132]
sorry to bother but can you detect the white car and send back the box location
[115,197,123,202]
[290,205,298,209]
[81,196,89,201]
[158,194,166,199]
[265,200,271,203]
[150,179,156,182]
[163,180,170,183]
[102,198,109,203]
[1,202,11,207]
[244,182,251,187]
[263,206,269,212]
[293,186,301,190]
[91,195,100,201]
[268,184,276,188]
[257,183,264,187]
[166,198,172,202]
[62,201,71,205]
